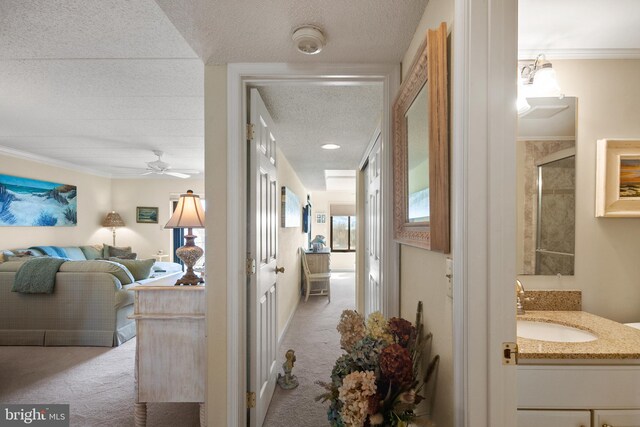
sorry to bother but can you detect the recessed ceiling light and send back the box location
[321,144,341,150]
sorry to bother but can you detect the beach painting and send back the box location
[281,186,301,228]
[0,174,77,226]
[619,157,640,198]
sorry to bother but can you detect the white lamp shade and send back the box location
[531,66,562,98]
[517,77,532,115]
[165,190,205,229]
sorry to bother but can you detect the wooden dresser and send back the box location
[131,284,206,427]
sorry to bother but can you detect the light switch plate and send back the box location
[445,258,453,299]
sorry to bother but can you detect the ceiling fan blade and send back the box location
[140,171,154,176]
[165,171,190,179]
[170,169,201,175]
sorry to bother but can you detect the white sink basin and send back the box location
[517,320,598,343]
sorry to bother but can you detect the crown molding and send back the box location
[518,48,640,60]
[0,144,112,178]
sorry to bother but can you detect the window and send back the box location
[330,215,356,252]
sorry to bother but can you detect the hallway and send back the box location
[263,272,355,426]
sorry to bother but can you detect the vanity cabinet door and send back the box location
[594,409,640,427]
[518,410,591,427]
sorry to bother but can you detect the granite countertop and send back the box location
[517,310,640,361]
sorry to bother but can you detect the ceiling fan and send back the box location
[139,150,200,179]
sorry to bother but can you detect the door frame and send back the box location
[452,0,518,425]
[226,63,400,426]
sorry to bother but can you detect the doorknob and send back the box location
[275,266,285,274]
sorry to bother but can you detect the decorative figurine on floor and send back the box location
[277,349,299,389]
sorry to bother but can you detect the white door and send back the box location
[363,133,382,316]
[247,88,279,427]
[594,409,640,427]
[518,410,590,427]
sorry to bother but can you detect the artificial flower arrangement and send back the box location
[317,302,436,427]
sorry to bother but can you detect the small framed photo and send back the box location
[316,213,327,224]
[136,206,159,223]
[596,139,640,217]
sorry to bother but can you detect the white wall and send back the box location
[0,154,113,248]
[399,1,454,426]
[111,178,204,259]
[518,60,640,323]
[276,148,308,337]
[310,190,356,271]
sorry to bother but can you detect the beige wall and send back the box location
[518,60,640,323]
[310,190,356,271]
[0,154,113,248]
[399,0,454,426]
[204,64,228,427]
[0,152,205,257]
[111,178,204,259]
[276,148,308,338]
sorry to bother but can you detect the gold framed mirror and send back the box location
[393,22,450,252]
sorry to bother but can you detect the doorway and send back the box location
[246,82,380,426]
[224,63,400,426]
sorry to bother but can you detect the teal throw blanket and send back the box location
[12,257,66,294]
[29,246,68,258]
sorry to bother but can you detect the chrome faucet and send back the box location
[516,279,526,315]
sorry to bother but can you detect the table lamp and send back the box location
[164,190,205,286]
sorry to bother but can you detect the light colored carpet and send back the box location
[0,338,199,426]
[263,271,355,427]
[0,273,353,427]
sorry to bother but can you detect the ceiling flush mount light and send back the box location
[292,25,326,55]
[321,143,340,150]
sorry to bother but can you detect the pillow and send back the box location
[109,258,155,281]
[80,245,103,260]
[0,250,15,263]
[59,260,134,286]
[103,244,133,258]
[114,253,137,260]
[12,250,35,257]
[95,253,137,261]
[62,247,87,261]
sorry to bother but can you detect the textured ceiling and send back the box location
[257,84,382,191]
[0,0,204,178]
[519,0,640,58]
[155,0,429,64]
[0,0,198,59]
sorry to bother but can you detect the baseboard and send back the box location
[278,295,301,347]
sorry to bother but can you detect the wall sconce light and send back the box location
[520,54,563,98]
[517,54,564,116]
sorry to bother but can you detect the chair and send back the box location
[300,247,331,302]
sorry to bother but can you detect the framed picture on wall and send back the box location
[136,206,159,223]
[596,139,640,217]
[281,187,301,228]
[0,174,77,227]
[316,213,327,224]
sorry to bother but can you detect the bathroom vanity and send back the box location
[517,309,640,427]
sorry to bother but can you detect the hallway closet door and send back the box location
[364,133,382,317]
